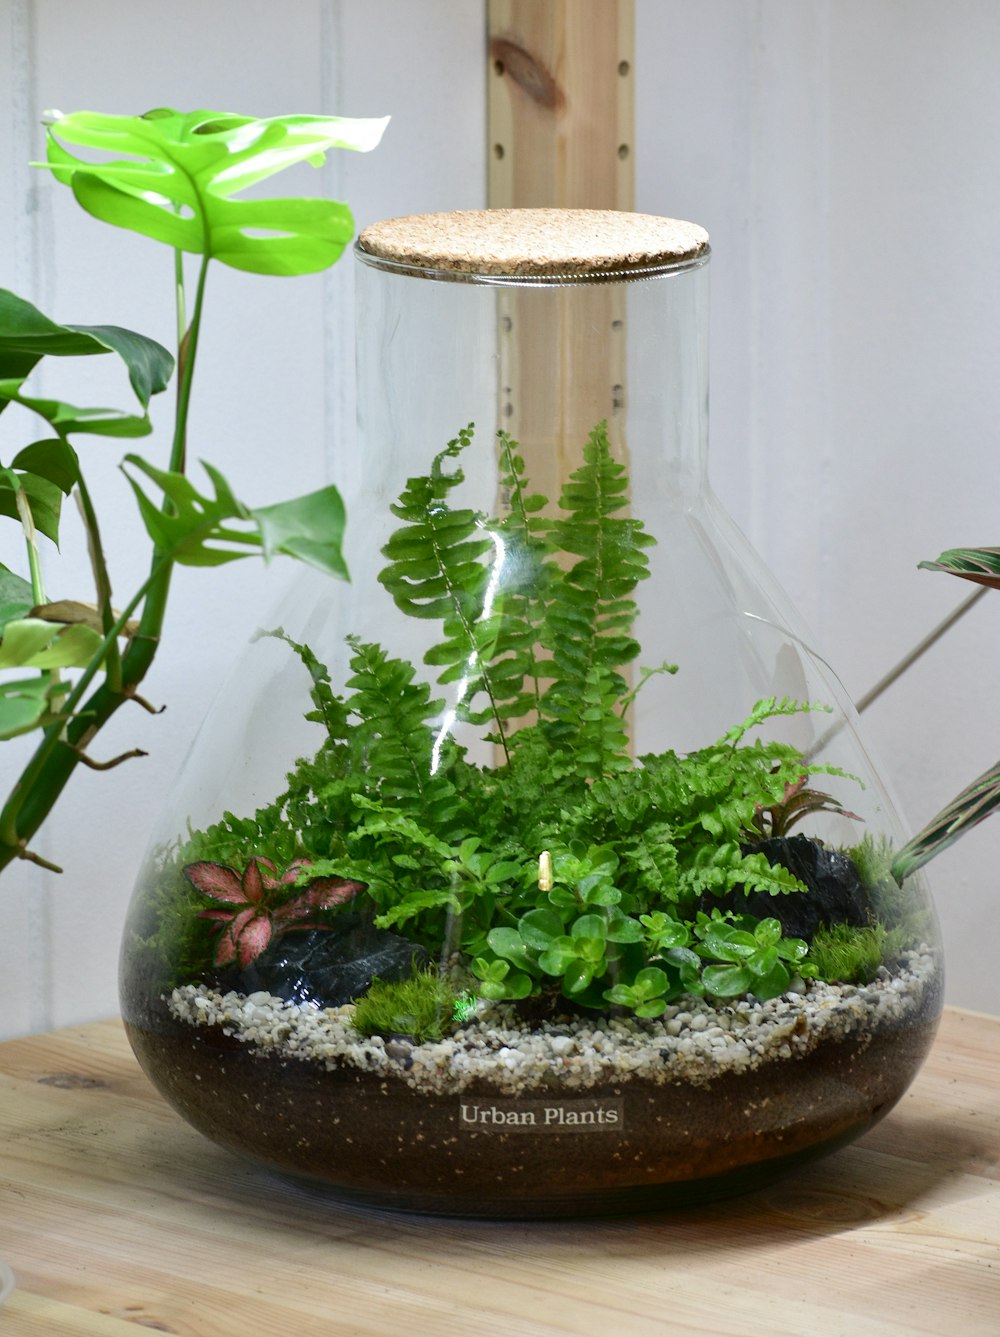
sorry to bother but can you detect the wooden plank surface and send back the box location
[487,0,635,482]
[488,0,634,210]
[0,1009,997,1336]
[486,2,637,748]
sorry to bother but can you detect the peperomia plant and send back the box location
[147,419,900,1019]
[892,545,1000,881]
[0,107,386,877]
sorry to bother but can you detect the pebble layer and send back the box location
[168,948,939,1098]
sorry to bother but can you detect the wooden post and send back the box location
[486,3,637,750]
[487,0,635,211]
[487,1,636,505]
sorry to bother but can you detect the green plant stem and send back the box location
[15,480,45,606]
[170,255,208,474]
[0,561,161,848]
[174,247,187,354]
[0,254,211,874]
[76,474,122,692]
[123,253,210,669]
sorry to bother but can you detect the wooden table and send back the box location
[0,1009,997,1336]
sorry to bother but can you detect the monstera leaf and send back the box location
[43,107,388,275]
[0,381,154,439]
[0,288,173,409]
[122,455,348,577]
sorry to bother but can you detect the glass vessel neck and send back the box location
[352,253,711,508]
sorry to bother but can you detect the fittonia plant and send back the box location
[151,420,916,1023]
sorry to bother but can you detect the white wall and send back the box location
[2,0,998,1035]
[0,0,486,1036]
[635,0,1000,1014]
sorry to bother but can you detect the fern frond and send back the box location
[260,628,351,742]
[379,425,492,618]
[720,696,831,747]
[485,431,553,716]
[344,636,460,825]
[378,425,532,751]
[679,843,807,900]
[375,885,463,930]
[619,660,679,719]
[571,665,633,780]
[621,822,681,903]
[538,422,655,761]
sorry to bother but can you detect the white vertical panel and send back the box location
[0,0,486,1038]
[634,0,758,533]
[320,0,487,497]
[0,0,56,1037]
[635,0,1000,1012]
[636,1,833,633]
[823,0,1000,1015]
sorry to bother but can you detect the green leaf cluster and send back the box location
[155,422,879,1017]
[0,291,174,742]
[692,911,812,999]
[43,107,387,276]
[1,104,386,876]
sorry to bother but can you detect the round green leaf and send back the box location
[702,963,753,997]
[518,908,564,949]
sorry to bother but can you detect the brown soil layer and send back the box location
[123,986,941,1218]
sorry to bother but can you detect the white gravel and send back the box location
[167,947,940,1097]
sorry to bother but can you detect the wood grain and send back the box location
[487,0,634,210]
[486,0,636,517]
[0,1009,997,1336]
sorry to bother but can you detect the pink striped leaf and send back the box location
[892,759,1000,882]
[183,860,246,903]
[918,547,1000,589]
[235,915,273,968]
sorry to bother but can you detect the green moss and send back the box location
[807,921,913,985]
[352,969,461,1043]
[847,833,896,890]
[845,833,934,948]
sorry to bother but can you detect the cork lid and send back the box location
[356,209,709,283]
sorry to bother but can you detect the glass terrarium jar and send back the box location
[120,210,942,1217]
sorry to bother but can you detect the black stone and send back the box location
[703,834,875,940]
[215,915,429,1009]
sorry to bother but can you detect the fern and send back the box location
[535,422,655,772]
[153,420,876,1009]
[679,843,806,900]
[621,822,682,903]
[720,696,830,747]
[261,627,351,742]
[343,636,462,830]
[378,425,518,752]
[484,431,552,720]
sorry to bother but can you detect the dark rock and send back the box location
[216,915,429,1009]
[702,834,875,940]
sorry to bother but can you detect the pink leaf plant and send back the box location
[751,774,862,840]
[183,856,363,969]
